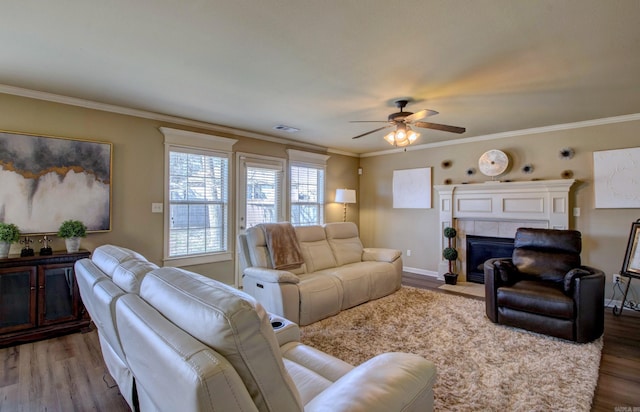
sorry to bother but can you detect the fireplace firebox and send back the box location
[466,235,515,284]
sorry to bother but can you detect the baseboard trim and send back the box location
[403,267,439,277]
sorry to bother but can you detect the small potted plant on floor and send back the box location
[443,226,458,285]
[57,220,87,253]
[0,222,21,258]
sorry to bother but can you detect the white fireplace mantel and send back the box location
[434,179,576,279]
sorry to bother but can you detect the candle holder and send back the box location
[20,236,35,257]
[39,235,53,256]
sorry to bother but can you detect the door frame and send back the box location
[234,152,287,287]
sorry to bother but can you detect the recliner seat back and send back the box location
[139,267,303,412]
[243,226,306,275]
[295,225,338,273]
[324,222,364,266]
[512,228,581,282]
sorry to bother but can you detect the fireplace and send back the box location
[435,179,575,282]
[465,235,514,284]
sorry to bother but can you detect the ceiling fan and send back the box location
[350,99,466,147]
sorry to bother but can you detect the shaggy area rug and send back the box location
[300,287,603,412]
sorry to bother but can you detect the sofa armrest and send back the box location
[563,267,594,294]
[243,267,300,284]
[362,248,402,263]
[572,266,605,343]
[305,352,436,412]
[484,258,514,323]
[269,314,301,346]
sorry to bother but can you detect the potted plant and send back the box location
[57,220,87,253]
[0,222,21,258]
[443,226,458,285]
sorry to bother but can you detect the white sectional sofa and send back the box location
[75,244,436,412]
[238,222,403,325]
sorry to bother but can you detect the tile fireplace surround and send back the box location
[434,179,576,282]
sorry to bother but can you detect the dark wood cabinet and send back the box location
[0,250,91,347]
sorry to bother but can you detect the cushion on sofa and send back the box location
[246,226,272,268]
[295,226,337,273]
[139,267,303,412]
[112,259,158,294]
[246,226,306,275]
[296,273,344,325]
[324,222,364,266]
[318,266,371,309]
[92,244,147,277]
[280,341,354,404]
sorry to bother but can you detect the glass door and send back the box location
[236,153,286,287]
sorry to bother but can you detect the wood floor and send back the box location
[1,274,638,411]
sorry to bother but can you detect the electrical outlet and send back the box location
[613,273,621,284]
[406,249,411,256]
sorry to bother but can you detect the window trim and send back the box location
[161,127,237,267]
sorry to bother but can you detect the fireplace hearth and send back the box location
[466,235,514,284]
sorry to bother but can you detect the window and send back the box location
[168,150,228,256]
[287,149,330,226]
[161,128,237,266]
[244,161,284,228]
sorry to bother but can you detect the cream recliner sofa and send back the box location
[76,244,436,412]
[239,222,403,325]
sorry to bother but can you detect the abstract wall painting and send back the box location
[0,131,112,234]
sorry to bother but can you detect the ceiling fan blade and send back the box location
[405,109,439,123]
[349,120,390,123]
[351,125,393,139]
[414,122,466,134]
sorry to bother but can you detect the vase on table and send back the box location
[0,241,10,258]
[65,237,81,253]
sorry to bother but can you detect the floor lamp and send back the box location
[335,189,356,222]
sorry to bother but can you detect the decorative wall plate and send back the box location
[478,149,509,177]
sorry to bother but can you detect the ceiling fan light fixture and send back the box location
[350,99,465,145]
[408,128,419,143]
[384,131,396,145]
[383,125,419,148]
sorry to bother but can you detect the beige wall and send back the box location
[359,119,640,299]
[0,93,357,284]
[2,91,637,300]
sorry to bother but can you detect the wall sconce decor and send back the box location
[559,147,575,159]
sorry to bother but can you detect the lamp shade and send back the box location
[335,189,356,204]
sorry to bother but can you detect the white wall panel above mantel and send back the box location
[435,180,576,226]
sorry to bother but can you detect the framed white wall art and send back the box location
[593,147,640,208]
[392,167,432,209]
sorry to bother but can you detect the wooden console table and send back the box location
[0,250,91,347]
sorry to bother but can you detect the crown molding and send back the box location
[0,84,327,152]
[3,84,638,159]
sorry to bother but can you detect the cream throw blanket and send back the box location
[261,223,304,270]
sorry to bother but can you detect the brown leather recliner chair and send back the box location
[484,228,605,343]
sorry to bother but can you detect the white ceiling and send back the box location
[1,0,639,155]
